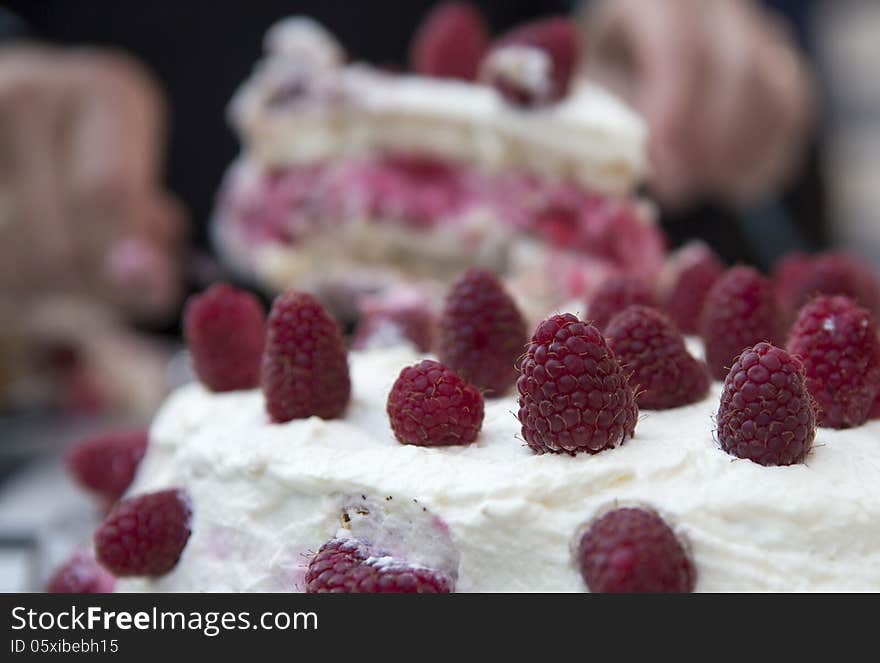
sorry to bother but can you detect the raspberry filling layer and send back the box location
[219,154,666,277]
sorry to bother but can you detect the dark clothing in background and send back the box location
[0,6,29,39]
[766,0,813,50]
[4,0,825,271]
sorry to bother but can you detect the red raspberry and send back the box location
[305,538,453,593]
[660,241,724,334]
[787,296,880,428]
[61,371,107,415]
[587,275,657,332]
[783,252,880,320]
[436,268,527,395]
[578,507,695,593]
[352,290,436,353]
[717,342,816,465]
[606,306,710,409]
[387,360,484,446]
[772,251,813,319]
[409,2,490,81]
[65,429,149,505]
[261,291,351,422]
[45,550,115,593]
[490,16,580,101]
[517,313,638,455]
[700,266,783,381]
[183,283,265,392]
[94,489,192,577]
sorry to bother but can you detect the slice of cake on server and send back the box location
[213,14,666,325]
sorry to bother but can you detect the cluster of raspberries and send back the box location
[411,2,580,108]
[625,244,880,434]
[56,255,713,592]
[58,241,880,590]
[53,241,880,596]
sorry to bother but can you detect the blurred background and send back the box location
[0,0,878,590]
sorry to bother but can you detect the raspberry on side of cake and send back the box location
[65,429,149,506]
[94,489,192,578]
[305,537,453,593]
[46,550,116,594]
[577,507,695,593]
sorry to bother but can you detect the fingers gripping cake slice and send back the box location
[213,15,666,324]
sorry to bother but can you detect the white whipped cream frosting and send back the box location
[119,341,880,593]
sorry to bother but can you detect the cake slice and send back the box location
[213,16,666,324]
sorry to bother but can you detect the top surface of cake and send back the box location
[79,249,880,593]
[117,342,880,592]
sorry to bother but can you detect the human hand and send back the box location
[584,0,816,209]
[0,44,186,320]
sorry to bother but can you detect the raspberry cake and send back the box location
[213,12,665,323]
[55,267,878,594]
[53,7,880,593]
